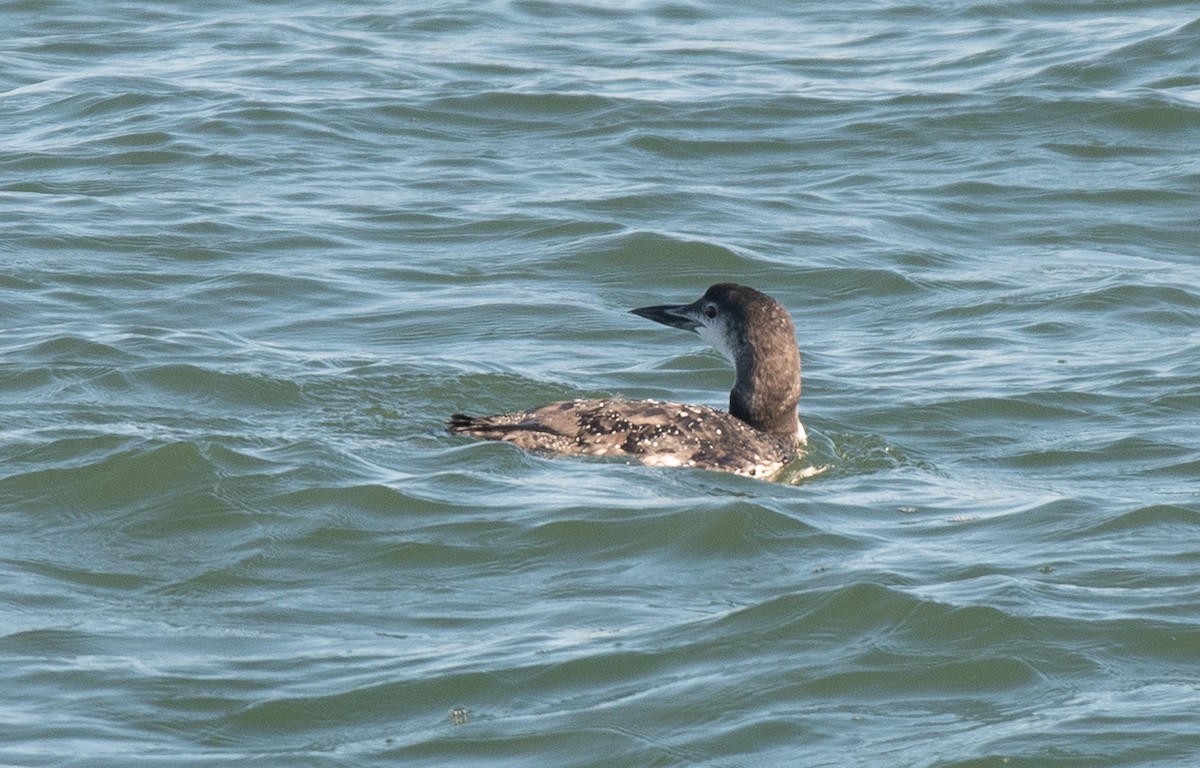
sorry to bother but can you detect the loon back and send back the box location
[448,283,806,479]
[449,397,797,478]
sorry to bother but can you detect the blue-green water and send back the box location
[4,2,1200,765]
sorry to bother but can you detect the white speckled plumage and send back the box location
[449,284,806,479]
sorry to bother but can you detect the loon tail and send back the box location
[447,414,478,432]
[448,413,560,439]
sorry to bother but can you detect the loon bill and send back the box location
[448,283,806,478]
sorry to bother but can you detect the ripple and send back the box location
[5,1,1200,765]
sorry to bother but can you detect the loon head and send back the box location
[631,283,804,443]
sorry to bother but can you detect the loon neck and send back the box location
[728,343,802,442]
[729,382,801,441]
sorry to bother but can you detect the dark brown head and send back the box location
[632,284,804,442]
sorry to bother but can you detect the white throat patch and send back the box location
[696,316,736,366]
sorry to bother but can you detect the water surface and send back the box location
[3,1,1200,766]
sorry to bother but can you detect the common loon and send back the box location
[448,283,807,478]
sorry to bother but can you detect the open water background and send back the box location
[4,1,1200,765]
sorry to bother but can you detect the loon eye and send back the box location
[704,304,717,319]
